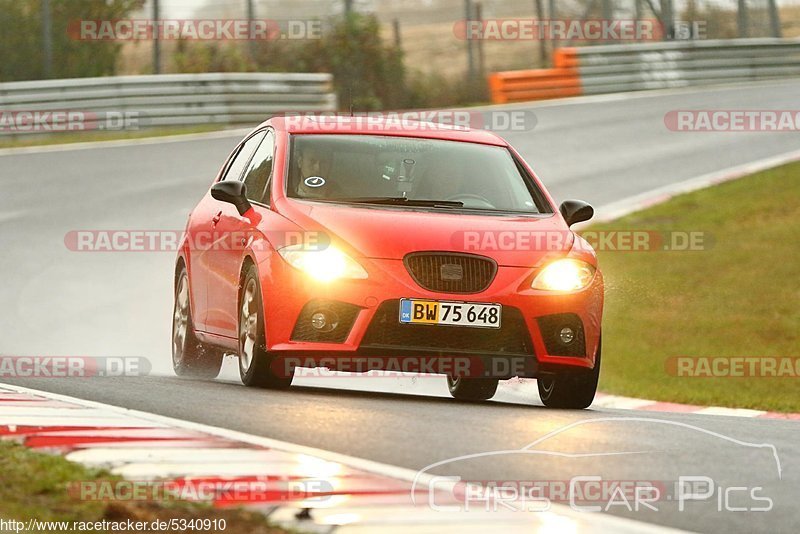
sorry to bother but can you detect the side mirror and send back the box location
[211,181,251,216]
[559,199,594,227]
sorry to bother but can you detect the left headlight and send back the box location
[531,258,596,291]
[277,244,368,282]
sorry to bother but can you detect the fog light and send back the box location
[559,327,575,344]
[311,312,328,330]
[310,311,339,333]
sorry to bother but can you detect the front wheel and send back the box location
[447,376,499,401]
[238,264,294,389]
[538,338,601,409]
[172,267,224,379]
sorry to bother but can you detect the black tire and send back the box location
[172,266,224,379]
[538,337,602,409]
[238,263,294,389]
[447,376,499,401]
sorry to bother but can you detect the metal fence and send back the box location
[0,72,337,135]
[489,38,800,103]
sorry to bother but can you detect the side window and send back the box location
[242,131,275,204]
[222,131,266,182]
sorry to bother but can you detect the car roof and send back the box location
[261,115,509,146]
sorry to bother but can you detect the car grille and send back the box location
[404,252,497,294]
[360,300,534,355]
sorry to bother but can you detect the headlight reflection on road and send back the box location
[294,453,345,478]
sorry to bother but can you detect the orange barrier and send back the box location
[488,48,582,103]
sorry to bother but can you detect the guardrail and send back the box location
[489,39,800,103]
[0,72,337,135]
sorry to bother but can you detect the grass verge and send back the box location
[0,125,230,150]
[0,440,292,533]
[593,161,800,413]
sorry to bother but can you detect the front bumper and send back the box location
[260,255,604,379]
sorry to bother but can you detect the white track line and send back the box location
[593,148,800,223]
[0,416,165,428]
[591,395,660,411]
[0,127,250,157]
[694,407,768,418]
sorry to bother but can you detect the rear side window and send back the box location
[222,131,266,182]
[242,131,275,204]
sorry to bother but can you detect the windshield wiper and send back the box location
[334,197,464,208]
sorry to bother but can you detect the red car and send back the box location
[172,116,603,408]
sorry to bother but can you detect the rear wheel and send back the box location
[238,264,294,389]
[172,267,224,379]
[447,376,499,401]
[538,338,601,409]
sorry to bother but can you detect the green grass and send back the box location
[0,441,292,533]
[593,161,800,413]
[0,125,229,149]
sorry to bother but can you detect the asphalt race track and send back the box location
[2,80,800,533]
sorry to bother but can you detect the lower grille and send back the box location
[361,300,534,355]
[404,252,497,294]
[291,300,361,343]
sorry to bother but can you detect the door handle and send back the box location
[211,211,222,226]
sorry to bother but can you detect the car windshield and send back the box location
[287,134,551,213]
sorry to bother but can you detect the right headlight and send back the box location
[277,244,368,282]
[531,258,596,291]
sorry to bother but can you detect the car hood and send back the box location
[279,201,573,268]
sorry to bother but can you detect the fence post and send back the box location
[548,0,558,52]
[768,0,782,38]
[152,0,161,74]
[660,0,674,40]
[475,2,485,79]
[535,0,547,65]
[465,0,476,82]
[737,0,748,38]
[41,0,53,78]
[246,0,257,61]
[392,18,402,50]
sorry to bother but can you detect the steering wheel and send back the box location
[445,193,496,209]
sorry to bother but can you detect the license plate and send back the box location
[399,299,502,329]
